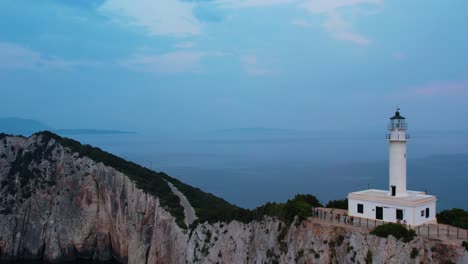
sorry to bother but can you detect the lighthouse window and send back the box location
[426,208,430,218]
[421,210,424,217]
[357,204,364,214]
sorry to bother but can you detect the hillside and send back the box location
[34,131,243,228]
[0,132,466,263]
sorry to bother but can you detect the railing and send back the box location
[385,134,410,140]
[388,123,407,130]
[311,208,468,241]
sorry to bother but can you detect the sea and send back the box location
[65,129,468,212]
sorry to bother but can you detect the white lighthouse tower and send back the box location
[387,109,409,197]
[347,109,437,226]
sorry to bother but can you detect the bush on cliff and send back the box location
[370,223,416,242]
[325,198,348,210]
[437,208,468,229]
[462,241,468,251]
[251,194,322,224]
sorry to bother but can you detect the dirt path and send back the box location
[167,182,197,226]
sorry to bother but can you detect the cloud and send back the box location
[322,11,370,45]
[240,55,270,76]
[175,41,197,49]
[291,18,312,27]
[218,0,296,8]
[407,80,468,98]
[298,0,382,45]
[193,4,224,22]
[98,0,201,37]
[0,42,97,71]
[120,50,224,74]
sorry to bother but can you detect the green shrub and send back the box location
[437,209,468,229]
[365,250,373,264]
[410,248,419,259]
[326,198,348,210]
[370,223,416,242]
[462,241,468,251]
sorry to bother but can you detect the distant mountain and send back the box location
[53,129,135,135]
[0,117,135,135]
[0,117,50,135]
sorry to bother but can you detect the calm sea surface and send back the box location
[67,130,468,211]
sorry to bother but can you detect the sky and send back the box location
[1,0,468,133]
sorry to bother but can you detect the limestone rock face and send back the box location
[0,134,466,263]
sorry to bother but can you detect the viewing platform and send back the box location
[385,133,410,140]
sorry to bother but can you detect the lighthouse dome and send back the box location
[388,109,407,130]
[390,110,405,120]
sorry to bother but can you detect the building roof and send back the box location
[390,110,405,120]
[348,189,436,206]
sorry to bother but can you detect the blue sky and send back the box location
[1,0,468,132]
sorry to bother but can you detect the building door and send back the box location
[396,209,403,220]
[391,186,396,196]
[376,206,383,220]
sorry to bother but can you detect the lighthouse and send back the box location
[387,109,409,197]
[347,109,437,226]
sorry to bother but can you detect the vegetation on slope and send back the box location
[325,198,348,210]
[249,194,322,224]
[437,208,468,229]
[370,223,416,242]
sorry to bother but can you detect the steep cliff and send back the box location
[0,132,466,263]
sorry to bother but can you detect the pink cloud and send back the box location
[408,80,468,97]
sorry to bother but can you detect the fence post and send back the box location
[427,226,430,237]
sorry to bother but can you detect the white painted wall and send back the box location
[348,198,436,226]
[389,139,407,196]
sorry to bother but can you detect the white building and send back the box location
[347,109,437,226]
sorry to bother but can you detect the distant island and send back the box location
[0,117,135,136]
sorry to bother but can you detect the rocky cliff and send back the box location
[0,132,466,263]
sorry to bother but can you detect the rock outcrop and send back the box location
[0,133,466,263]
